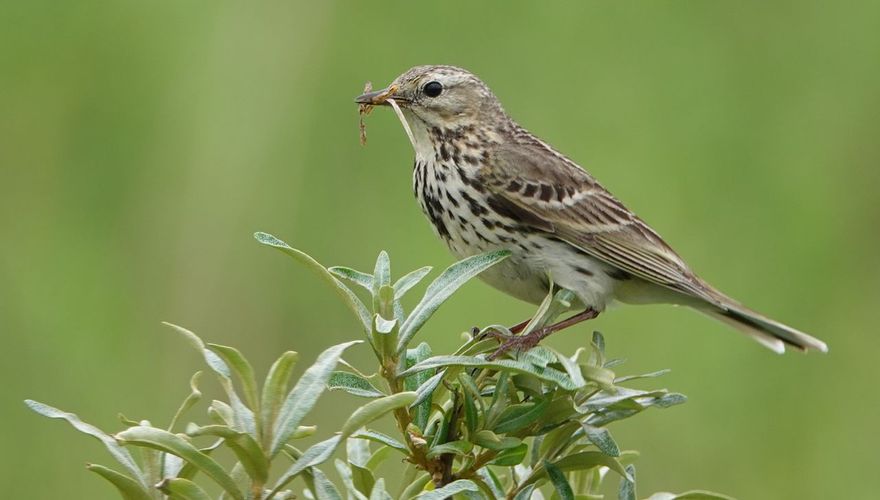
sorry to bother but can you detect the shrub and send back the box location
[27,232,730,499]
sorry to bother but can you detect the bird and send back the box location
[355,65,828,355]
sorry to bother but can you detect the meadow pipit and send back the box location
[356,65,827,355]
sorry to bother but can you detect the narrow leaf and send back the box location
[85,464,152,500]
[349,430,407,453]
[164,323,256,436]
[157,477,212,500]
[401,356,580,391]
[581,423,620,457]
[186,424,269,483]
[493,399,549,434]
[489,442,528,466]
[271,341,361,457]
[415,480,479,499]
[369,478,393,500]
[399,473,432,499]
[409,371,444,410]
[312,467,344,500]
[393,266,433,299]
[643,491,735,500]
[254,232,371,332]
[328,266,373,291]
[405,343,434,431]
[269,435,342,497]
[341,392,417,437]
[25,400,145,487]
[115,426,243,500]
[618,464,636,500]
[544,460,575,500]
[397,250,510,352]
[207,343,260,411]
[168,372,204,432]
[425,440,474,459]
[347,433,372,468]
[614,369,671,384]
[260,351,299,447]
[328,371,385,398]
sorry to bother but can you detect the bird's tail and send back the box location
[695,292,828,354]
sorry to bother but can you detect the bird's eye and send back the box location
[423,81,443,98]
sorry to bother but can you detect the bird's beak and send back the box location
[355,84,405,106]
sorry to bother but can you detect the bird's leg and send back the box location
[488,308,600,360]
[509,318,531,334]
[475,318,532,343]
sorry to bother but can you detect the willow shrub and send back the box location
[27,232,731,500]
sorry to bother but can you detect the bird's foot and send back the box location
[486,308,600,361]
[474,318,531,343]
[487,327,551,360]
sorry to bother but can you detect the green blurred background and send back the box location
[2,1,878,498]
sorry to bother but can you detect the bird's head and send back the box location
[355,65,505,131]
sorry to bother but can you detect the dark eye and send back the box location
[423,81,443,98]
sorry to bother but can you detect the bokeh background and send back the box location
[3,1,878,498]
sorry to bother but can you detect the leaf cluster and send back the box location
[26,233,731,500]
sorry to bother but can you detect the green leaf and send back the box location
[372,251,392,311]
[425,440,474,459]
[273,392,414,499]
[365,445,395,471]
[340,392,418,437]
[614,369,671,384]
[397,250,510,353]
[260,351,299,448]
[209,400,235,426]
[85,464,152,500]
[328,371,385,398]
[547,347,587,388]
[405,342,435,431]
[156,477,212,500]
[399,472,432,499]
[164,323,256,436]
[471,430,522,450]
[270,341,361,457]
[369,478,393,500]
[592,331,605,357]
[168,372,204,432]
[270,435,342,497]
[393,266,433,299]
[581,423,620,457]
[415,480,479,499]
[24,400,146,487]
[312,467,344,500]
[350,463,376,497]
[207,343,260,411]
[513,484,536,500]
[349,429,407,453]
[550,451,631,483]
[334,460,370,500]
[492,399,549,434]
[489,442,528,466]
[409,371,444,410]
[580,365,616,390]
[401,355,580,391]
[544,460,575,500]
[328,266,373,291]
[618,464,636,500]
[186,423,269,484]
[643,491,735,500]
[347,433,372,468]
[254,232,371,333]
[115,426,243,500]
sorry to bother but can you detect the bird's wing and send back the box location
[480,141,717,302]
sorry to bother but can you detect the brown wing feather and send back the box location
[481,140,717,303]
